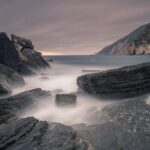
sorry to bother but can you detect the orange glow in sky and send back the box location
[41,51,62,56]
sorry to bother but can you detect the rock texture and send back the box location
[74,95,150,150]
[0,64,25,88]
[0,32,33,75]
[0,88,51,116]
[55,94,77,107]
[97,23,150,55]
[0,88,92,150]
[11,34,50,71]
[77,62,150,98]
[0,117,92,150]
[0,64,25,96]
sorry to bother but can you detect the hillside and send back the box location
[97,23,150,55]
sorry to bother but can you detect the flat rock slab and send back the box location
[0,117,92,150]
[77,62,150,98]
[0,88,51,124]
[55,94,77,107]
[74,96,150,150]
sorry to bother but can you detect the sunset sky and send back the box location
[0,0,150,55]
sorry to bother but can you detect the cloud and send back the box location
[0,0,150,55]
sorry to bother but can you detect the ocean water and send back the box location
[15,55,150,125]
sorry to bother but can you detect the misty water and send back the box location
[14,55,150,125]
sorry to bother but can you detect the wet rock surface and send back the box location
[73,96,150,150]
[0,64,25,88]
[11,34,50,71]
[0,32,34,75]
[0,63,25,96]
[77,62,150,98]
[0,88,92,150]
[0,88,51,115]
[0,117,92,150]
[55,94,77,107]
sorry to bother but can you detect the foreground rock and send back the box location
[74,95,150,150]
[0,88,51,123]
[0,88,92,150]
[0,117,92,150]
[0,64,25,96]
[77,62,150,98]
[55,94,77,107]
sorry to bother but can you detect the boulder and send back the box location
[77,62,150,98]
[55,94,77,107]
[0,88,51,115]
[0,63,25,87]
[0,32,34,75]
[0,117,92,150]
[0,82,11,96]
[11,34,50,71]
[0,63,25,96]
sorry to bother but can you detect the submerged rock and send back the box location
[0,88,51,115]
[0,64,25,87]
[55,94,77,107]
[0,82,11,96]
[77,62,150,98]
[0,88,92,150]
[0,63,25,96]
[40,76,50,80]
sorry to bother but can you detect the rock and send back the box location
[0,32,21,71]
[55,94,77,107]
[11,34,34,49]
[11,34,50,71]
[97,23,150,55]
[74,96,150,150]
[40,76,50,80]
[0,117,92,150]
[0,88,51,115]
[51,89,64,95]
[0,82,11,96]
[0,64,25,88]
[0,63,25,96]
[77,62,150,98]
[0,32,34,75]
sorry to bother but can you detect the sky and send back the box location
[0,0,150,55]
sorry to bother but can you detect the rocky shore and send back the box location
[0,32,150,149]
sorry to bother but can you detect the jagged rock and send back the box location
[74,96,150,150]
[11,34,50,71]
[0,117,93,150]
[55,94,77,107]
[0,88,51,115]
[77,62,150,98]
[0,63,25,96]
[11,34,34,49]
[0,32,21,71]
[0,64,25,88]
[0,82,11,96]
[97,23,150,55]
[0,32,34,75]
